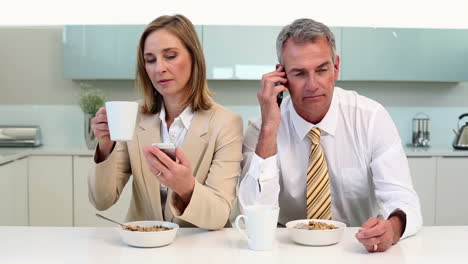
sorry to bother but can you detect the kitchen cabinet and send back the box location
[407,157,437,226]
[63,25,144,79]
[29,156,73,226]
[63,25,202,79]
[63,25,468,81]
[203,26,342,80]
[435,157,468,225]
[341,27,468,81]
[0,158,28,226]
[73,156,133,227]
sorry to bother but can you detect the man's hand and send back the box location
[355,215,404,252]
[255,65,288,159]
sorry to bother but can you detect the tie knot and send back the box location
[307,127,321,144]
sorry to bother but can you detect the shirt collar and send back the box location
[289,87,339,140]
[159,103,195,130]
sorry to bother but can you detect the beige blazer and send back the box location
[88,103,243,230]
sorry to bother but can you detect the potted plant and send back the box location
[78,83,106,149]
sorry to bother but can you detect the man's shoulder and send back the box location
[246,96,292,132]
[209,102,241,121]
[247,116,263,132]
[335,87,383,113]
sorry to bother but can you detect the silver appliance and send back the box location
[0,126,42,147]
[412,113,430,147]
[453,113,468,150]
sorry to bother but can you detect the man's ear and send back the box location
[334,55,340,80]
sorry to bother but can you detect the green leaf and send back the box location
[78,86,106,114]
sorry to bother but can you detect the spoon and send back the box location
[95,213,137,231]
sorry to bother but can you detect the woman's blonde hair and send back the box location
[136,14,212,114]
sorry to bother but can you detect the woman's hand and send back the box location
[143,146,195,209]
[91,107,115,161]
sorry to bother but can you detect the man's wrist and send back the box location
[388,210,407,244]
[255,126,278,159]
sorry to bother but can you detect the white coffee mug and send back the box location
[105,101,138,141]
[234,205,279,251]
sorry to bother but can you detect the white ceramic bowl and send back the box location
[285,219,346,246]
[117,221,179,248]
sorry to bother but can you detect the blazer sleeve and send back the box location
[88,141,131,211]
[169,113,244,230]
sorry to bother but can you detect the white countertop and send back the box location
[0,146,94,165]
[1,226,466,263]
[404,146,468,157]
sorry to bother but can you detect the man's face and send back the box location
[282,37,340,123]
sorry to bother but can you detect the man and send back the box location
[238,18,422,252]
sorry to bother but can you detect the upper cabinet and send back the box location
[203,26,280,80]
[203,26,341,80]
[63,25,144,79]
[63,25,467,81]
[63,25,202,79]
[340,28,468,81]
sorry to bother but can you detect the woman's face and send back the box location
[143,29,192,100]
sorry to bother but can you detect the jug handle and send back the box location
[457,113,468,130]
[458,113,468,120]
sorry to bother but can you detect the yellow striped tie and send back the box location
[306,128,332,220]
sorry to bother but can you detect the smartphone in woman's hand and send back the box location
[151,143,176,161]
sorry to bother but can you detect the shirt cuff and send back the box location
[248,153,279,182]
[384,206,422,240]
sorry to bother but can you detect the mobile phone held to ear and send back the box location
[151,143,176,161]
[275,64,285,106]
[275,82,283,106]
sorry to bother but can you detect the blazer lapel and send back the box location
[165,107,213,222]
[136,112,163,219]
[181,107,212,179]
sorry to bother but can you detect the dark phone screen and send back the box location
[275,64,285,106]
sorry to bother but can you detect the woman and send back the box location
[89,14,243,230]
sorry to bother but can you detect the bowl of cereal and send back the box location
[117,221,179,248]
[285,219,346,246]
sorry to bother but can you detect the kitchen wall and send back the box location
[3,0,468,29]
[1,26,468,148]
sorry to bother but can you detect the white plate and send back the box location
[285,219,346,246]
[117,221,179,248]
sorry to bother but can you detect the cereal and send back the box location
[294,220,338,230]
[123,225,172,232]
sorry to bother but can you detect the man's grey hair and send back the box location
[276,18,336,65]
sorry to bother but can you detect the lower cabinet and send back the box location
[29,156,73,226]
[435,157,468,225]
[0,158,28,226]
[407,157,437,226]
[408,156,468,226]
[73,156,133,227]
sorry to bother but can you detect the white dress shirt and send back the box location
[238,87,422,239]
[159,104,195,147]
[158,104,195,210]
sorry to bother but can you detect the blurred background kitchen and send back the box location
[1,0,467,229]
